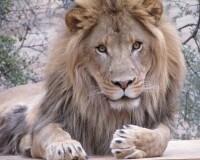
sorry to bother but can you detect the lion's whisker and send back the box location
[83,89,103,101]
[143,84,167,92]
[144,86,161,90]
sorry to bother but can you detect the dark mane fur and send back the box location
[0,106,29,154]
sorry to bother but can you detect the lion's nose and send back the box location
[112,78,135,90]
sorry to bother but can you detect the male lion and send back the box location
[0,0,186,159]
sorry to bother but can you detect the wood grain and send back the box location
[0,140,200,160]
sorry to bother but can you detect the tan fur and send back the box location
[0,0,186,159]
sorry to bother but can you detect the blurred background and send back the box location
[0,0,199,139]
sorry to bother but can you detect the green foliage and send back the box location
[0,35,29,88]
[175,44,200,139]
[0,0,12,24]
[166,0,200,139]
[0,0,30,88]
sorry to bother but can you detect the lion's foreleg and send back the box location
[110,123,170,159]
[153,124,171,155]
[31,123,87,160]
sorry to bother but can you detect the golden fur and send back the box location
[0,0,186,159]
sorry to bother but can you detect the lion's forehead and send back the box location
[88,15,151,47]
[103,32,135,45]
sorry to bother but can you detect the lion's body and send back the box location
[0,82,44,114]
[0,0,186,159]
[0,83,44,154]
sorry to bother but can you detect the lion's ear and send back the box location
[65,7,97,33]
[142,0,163,24]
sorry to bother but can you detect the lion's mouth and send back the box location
[107,95,142,110]
[121,95,141,101]
[109,95,141,102]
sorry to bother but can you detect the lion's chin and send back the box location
[108,96,141,111]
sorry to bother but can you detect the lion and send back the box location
[0,0,186,159]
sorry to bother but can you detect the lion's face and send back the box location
[64,0,184,112]
[84,15,152,110]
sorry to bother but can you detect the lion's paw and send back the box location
[45,140,88,160]
[110,125,161,159]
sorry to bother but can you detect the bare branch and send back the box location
[183,3,200,45]
[178,23,195,31]
[194,37,200,53]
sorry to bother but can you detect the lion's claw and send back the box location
[45,140,87,160]
[110,125,161,159]
[110,136,146,159]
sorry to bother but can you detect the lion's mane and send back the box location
[34,0,186,155]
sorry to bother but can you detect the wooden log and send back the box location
[0,140,200,160]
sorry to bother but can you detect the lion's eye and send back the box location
[132,41,143,52]
[96,45,107,53]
